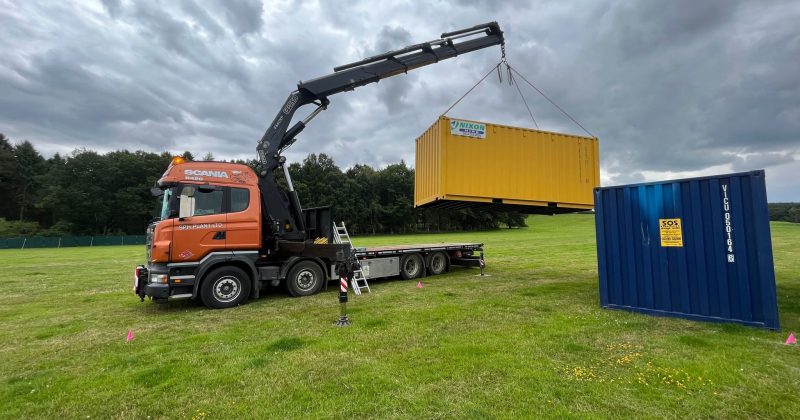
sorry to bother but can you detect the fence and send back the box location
[0,235,146,249]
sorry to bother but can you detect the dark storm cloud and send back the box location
[0,0,798,200]
[100,0,122,17]
[177,0,225,39]
[372,26,413,114]
[731,151,795,173]
[212,0,264,36]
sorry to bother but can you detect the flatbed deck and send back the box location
[345,242,484,281]
[354,242,483,258]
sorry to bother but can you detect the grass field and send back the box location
[1,214,798,418]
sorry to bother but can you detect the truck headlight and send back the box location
[150,274,169,284]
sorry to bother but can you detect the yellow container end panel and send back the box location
[414,119,443,206]
[439,117,599,207]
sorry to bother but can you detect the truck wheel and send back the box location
[200,266,251,309]
[428,252,449,276]
[400,253,424,280]
[286,261,324,297]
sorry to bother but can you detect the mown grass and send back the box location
[0,214,798,419]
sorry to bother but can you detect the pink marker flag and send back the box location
[126,330,135,342]
[416,281,423,289]
[786,333,796,345]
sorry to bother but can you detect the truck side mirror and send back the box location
[150,187,164,197]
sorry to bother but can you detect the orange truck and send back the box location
[134,23,504,308]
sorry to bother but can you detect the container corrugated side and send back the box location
[414,116,600,213]
[594,170,779,330]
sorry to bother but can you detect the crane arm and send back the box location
[256,22,505,242]
[257,22,504,169]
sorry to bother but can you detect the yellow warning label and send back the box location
[659,218,683,247]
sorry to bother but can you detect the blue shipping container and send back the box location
[594,170,779,330]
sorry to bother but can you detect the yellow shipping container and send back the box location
[415,116,600,213]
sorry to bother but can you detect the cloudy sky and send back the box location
[1,0,798,201]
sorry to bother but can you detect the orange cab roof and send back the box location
[159,161,258,187]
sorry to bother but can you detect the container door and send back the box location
[171,184,227,262]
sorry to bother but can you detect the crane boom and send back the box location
[256,22,505,242]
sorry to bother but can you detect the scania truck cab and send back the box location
[140,159,269,308]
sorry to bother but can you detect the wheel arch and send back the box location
[192,256,257,299]
[279,256,329,282]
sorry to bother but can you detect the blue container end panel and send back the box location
[594,170,779,330]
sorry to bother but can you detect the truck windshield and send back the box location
[159,187,173,220]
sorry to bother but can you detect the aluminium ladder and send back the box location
[332,222,371,295]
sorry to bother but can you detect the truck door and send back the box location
[225,186,261,250]
[171,184,227,262]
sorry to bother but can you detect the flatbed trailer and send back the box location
[352,243,484,281]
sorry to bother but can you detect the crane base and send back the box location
[335,315,352,327]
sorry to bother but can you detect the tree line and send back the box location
[0,133,526,237]
[768,203,800,223]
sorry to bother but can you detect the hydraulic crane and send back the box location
[255,22,505,243]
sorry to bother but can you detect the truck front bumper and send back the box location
[146,283,170,300]
[135,264,183,303]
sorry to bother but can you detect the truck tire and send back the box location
[286,261,324,297]
[427,251,449,276]
[200,266,251,309]
[400,253,424,280]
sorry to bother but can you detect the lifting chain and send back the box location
[496,44,512,85]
